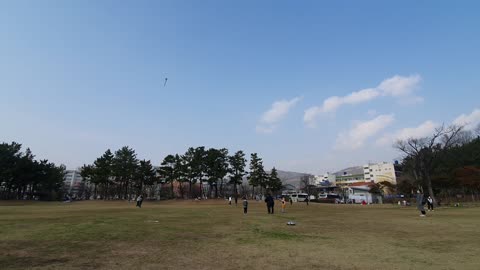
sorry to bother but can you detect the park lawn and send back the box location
[0,200,479,270]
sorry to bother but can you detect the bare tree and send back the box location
[394,124,464,205]
[300,175,314,205]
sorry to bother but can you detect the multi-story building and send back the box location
[63,170,85,197]
[363,162,397,184]
[332,162,397,186]
[334,166,365,186]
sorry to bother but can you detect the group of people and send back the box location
[237,194,291,215]
[226,194,292,215]
[136,192,435,219]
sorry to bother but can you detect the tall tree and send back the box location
[193,147,207,198]
[0,142,64,200]
[181,147,197,198]
[136,159,157,195]
[160,154,177,197]
[95,149,114,199]
[395,124,464,204]
[267,167,283,193]
[80,164,97,198]
[0,142,23,199]
[247,153,267,196]
[228,151,247,198]
[112,146,138,199]
[204,148,229,198]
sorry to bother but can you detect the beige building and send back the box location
[363,162,397,184]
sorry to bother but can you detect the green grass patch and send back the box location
[1,200,480,269]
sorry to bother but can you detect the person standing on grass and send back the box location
[229,196,232,205]
[242,196,248,214]
[136,195,143,208]
[427,196,434,211]
[235,195,238,206]
[265,194,275,214]
[289,196,293,205]
[281,197,286,213]
[416,190,426,217]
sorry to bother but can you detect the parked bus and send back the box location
[318,193,342,203]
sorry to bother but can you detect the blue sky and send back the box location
[1,1,480,174]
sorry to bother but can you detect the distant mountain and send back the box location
[240,169,312,189]
[333,166,364,176]
[275,170,312,188]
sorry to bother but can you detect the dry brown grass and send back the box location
[1,200,480,269]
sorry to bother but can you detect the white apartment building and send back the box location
[363,162,397,184]
[63,170,84,195]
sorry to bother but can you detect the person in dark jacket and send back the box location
[242,196,248,214]
[265,194,275,214]
[416,190,426,217]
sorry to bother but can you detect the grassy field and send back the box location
[1,200,479,270]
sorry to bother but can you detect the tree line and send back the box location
[0,142,66,200]
[395,124,480,204]
[80,146,283,200]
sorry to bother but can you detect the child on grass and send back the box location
[281,197,286,213]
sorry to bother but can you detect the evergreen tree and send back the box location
[267,167,283,193]
[247,153,267,196]
[204,148,229,198]
[136,159,157,195]
[112,146,138,199]
[228,151,247,198]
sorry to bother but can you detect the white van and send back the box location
[282,191,309,202]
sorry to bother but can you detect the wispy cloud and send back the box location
[453,108,480,130]
[256,97,302,134]
[304,75,421,127]
[335,114,395,150]
[377,75,422,97]
[376,120,439,146]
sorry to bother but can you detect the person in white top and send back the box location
[136,195,143,208]
[427,196,434,211]
[228,196,232,205]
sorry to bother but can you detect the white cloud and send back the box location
[335,114,395,150]
[377,74,421,97]
[376,120,438,146]
[256,97,302,133]
[344,88,381,105]
[376,108,480,146]
[395,120,438,140]
[317,88,380,114]
[453,108,480,130]
[303,106,322,128]
[304,75,422,127]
